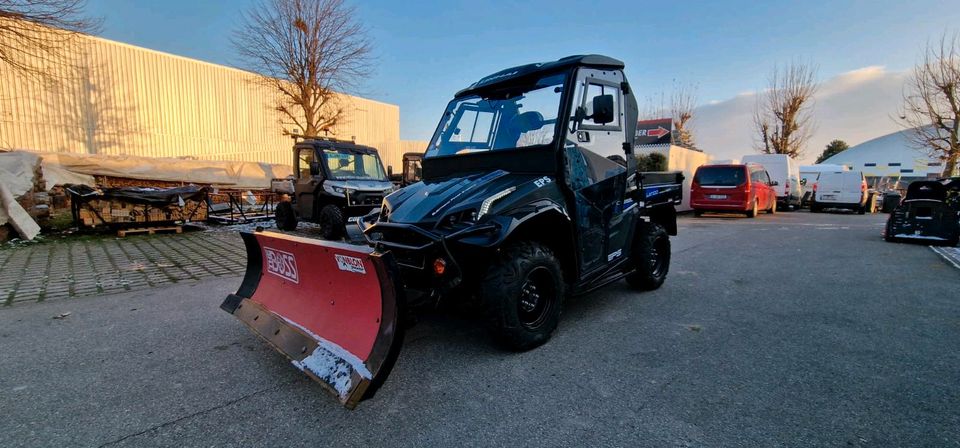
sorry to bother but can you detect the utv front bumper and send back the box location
[357,214,499,295]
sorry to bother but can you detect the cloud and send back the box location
[692,66,910,164]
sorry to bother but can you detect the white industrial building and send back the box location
[821,129,945,182]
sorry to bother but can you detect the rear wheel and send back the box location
[746,200,758,218]
[626,222,670,291]
[857,204,866,215]
[481,241,565,351]
[318,204,345,240]
[275,201,298,231]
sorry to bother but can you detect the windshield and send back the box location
[321,149,387,181]
[695,166,746,187]
[425,73,565,158]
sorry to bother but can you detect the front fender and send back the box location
[456,199,572,248]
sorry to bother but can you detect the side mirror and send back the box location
[309,161,320,176]
[590,94,615,124]
[770,180,779,186]
[387,165,394,177]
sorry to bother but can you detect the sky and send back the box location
[85,0,960,163]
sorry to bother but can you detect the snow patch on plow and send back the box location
[293,345,359,398]
[282,315,373,398]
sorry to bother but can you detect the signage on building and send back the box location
[636,118,673,146]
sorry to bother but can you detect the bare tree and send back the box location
[670,84,697,149]
[753,62,818,159]
[0,0,99,79]
[897,32,960,177]
[233,0,372,137]
[639,82,699,149]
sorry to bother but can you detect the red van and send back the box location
[691,163,778,217]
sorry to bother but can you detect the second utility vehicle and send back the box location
[272,138,395,239]
[222,55,683,408]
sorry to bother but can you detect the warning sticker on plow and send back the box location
[221,231,404,409]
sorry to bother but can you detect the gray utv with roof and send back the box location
[273,138,395,239]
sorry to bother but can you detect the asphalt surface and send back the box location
[1,211,958,447]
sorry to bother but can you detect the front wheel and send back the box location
[318,204,345,240]
[481,241,565,351]
[626,222,671,291]
[275,201,298,231]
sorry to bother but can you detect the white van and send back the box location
[741,154,801,210]
[800,164,848,207]
[812,170,867,214]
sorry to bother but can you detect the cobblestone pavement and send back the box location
[0,231,247,306]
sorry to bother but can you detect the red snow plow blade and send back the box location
[220,231,404,409]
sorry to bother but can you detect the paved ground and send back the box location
[0,222,328,306]
[1,211,958,447]
[0,231,246,305]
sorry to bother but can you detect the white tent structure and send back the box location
[822,129,944,180]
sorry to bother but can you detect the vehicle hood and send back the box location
[324,179,393,192]
[381,170,535,226]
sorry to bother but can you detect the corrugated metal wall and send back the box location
[0,32,404,169]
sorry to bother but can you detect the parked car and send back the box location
[810,170,868,214]
[799,164,848,208]
[742,154,801,210]
[691,163,778,217]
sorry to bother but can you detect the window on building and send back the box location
[900,169,914,173]
[888,162,901,167]
[864,163,876,167]
[928,162,942,167]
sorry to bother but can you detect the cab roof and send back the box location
[296,138,378,155]
[455,54,625,98]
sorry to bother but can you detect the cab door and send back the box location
[563,67,632,274]
[294,146,321,220]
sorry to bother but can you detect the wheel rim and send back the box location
[517,267,556,329]
[650,236,669,277]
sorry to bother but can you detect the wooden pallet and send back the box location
[117,226,183,237]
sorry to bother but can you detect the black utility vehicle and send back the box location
[359,55,682,349]
[885,178,960,246]
[274,138,395,239]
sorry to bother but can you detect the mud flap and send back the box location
[221,231,404,409]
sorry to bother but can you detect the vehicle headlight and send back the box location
[323,184,349,196]
[479,187,516,218]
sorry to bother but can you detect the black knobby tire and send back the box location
[626,222,671,291]
[318,204,346,240]
[480,241,565,351]
[275,201,298,231]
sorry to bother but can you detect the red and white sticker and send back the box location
[335,254,366,274]
[264,247,299,283]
